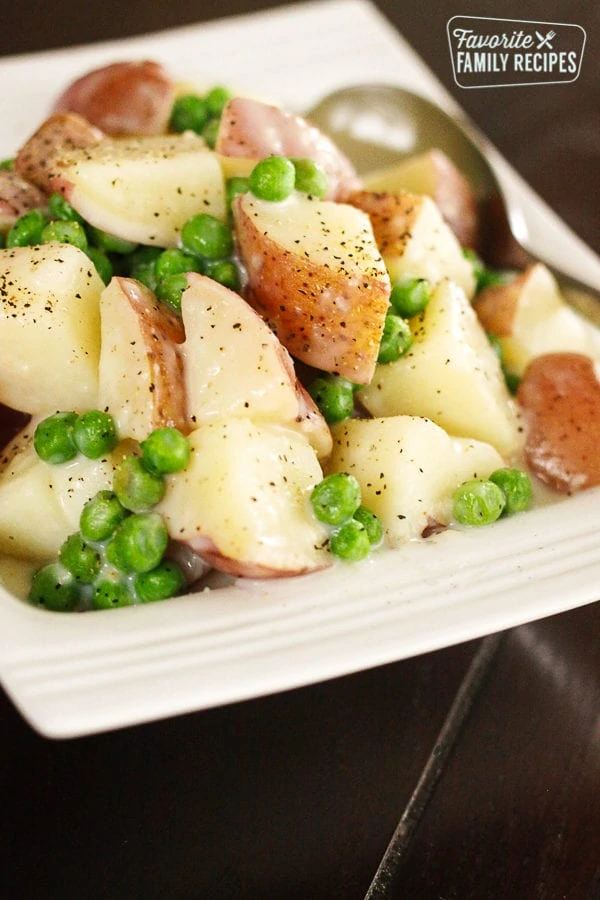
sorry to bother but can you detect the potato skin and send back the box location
[233,195,390,384]
[517,352,600,493]
[0,170,46,231]
[216,96,360,201]
[52,61,176,136]
[15,112,103,194]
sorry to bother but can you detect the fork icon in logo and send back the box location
[535,29,556,48]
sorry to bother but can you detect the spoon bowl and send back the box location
[307,84,600,323]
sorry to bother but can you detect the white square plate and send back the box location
[1,0,599,738]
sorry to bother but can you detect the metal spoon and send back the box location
[307,84,600,324]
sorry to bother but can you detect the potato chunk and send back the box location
[327,415,504,545]
[0,243,102,414]
[158,420,330,578]
[358,279,522,458]
[348,189,476,299]
[475,263,600,376]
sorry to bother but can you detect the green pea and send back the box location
[93,577,135,610]
[127,245,161,289]
[389,277,431,318]
[0,158,14,171]
[88,226,138,255]
[72,410,118,459]
[291,158,328,199]
[86,246,113,285]
[113,456,165,512]
[80,490,128,542]
[202,118,220,150]
[463,248,505,292]
[489,467,532,516]
[202,259,241,291]
[377,312,413,364]
[169,94,209,134]
[226,176,250,212]
[156,273,188,312]
[6,208,47,247]
[205,86,232,118]
[41,219,88,251]
[47,192,84,223]
[155,248,201,281]
[181,213,233,260]
[330,519,371,561]
[0,232,4,249]
[109,512,169,574]
[59,533,101,584]
[353,505,383,545]
[134,559,186,603]
[453,479,506,527]
[308,375,355,424]
[504,370,521,395]
[249,156,296,202]
[29,562,79,612]
[141,427,190,475]
[310,473,361,526]
[33,411,78,464]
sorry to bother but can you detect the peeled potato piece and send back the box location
[358,279,522,459]
[158,420,330,578]
[48,132,226,246]
[327,415,504,545]
[517,352,600,493]
[52,60,176,137]
[0,243,102,415]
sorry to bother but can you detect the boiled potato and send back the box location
[158,420,330,578]
[0,169,46,233]
[15,112,104,195]
[517,352,600,493]
[216,96,360,200]
[181,273,331,459]
[233,191,390,384]
[327,415,504,545]
[0,243,102,414]
[0,425,118,561]
[348,189,476,299]
[52,60,176,136]
[475,263,600,376]
[362,149,479,250]
[359,279,522,458]
[48,132,226,246]
[98,277,186,441]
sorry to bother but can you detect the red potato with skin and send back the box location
[363,149,480,250]
[15,112,104,195]
[52,61,176,136]
[0,170,47,232]
[216,97,361,200]
[233,191,391,384]
[347,189,476,299]
[180,273,332,460]
[98,277,187,441]
[517,352,600,493]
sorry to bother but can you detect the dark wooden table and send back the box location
[1,2,599,898]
